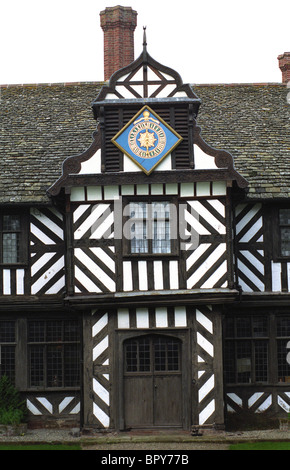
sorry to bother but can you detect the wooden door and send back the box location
[123,335,182,428]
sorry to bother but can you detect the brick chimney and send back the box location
[278,52,290,83]
[100,6,137,81]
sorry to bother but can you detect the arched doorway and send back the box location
[123,334,183,428]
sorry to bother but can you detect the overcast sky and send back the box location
[0,0,289,85]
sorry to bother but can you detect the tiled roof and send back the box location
[195,83,289,200]
[0,81,289,203]
[0,83,103,203]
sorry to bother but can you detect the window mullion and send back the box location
[62,344,65,387]
[62,322,65,387]
[148,203,153,254]
[251,318,255,383]
[165,342,169,371]
[252,339,256,383]
[44,344,47,388]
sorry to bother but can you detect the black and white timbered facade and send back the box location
[1,30,290,431]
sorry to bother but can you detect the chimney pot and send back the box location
[100,6,137,81]
[278,52,290,83]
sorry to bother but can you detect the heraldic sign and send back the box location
[111,106,183,174]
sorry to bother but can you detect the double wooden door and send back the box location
[123,335,182,428]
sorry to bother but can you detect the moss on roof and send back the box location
[0,82,289,203]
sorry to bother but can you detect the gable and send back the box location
[47,44,247,197]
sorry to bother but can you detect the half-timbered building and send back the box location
[0,6,289,431]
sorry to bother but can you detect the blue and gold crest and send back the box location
[111,106,183,175]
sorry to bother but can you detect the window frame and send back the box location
[124,335,181,375]
[0,320,16,384]
[0,209,28,266]
[224,315,269,385]
[276,315,290,383]
[122,196,179,258]
[272,205,290,261]
[27,319,81,390]
[224,313,290,386]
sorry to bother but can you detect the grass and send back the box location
[229,441,290,450]
[0,443,81,450]
[0,441,289,451]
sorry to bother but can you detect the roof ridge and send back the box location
[0,81,106,88]
[192,82,285,87]
[0,81,285,89]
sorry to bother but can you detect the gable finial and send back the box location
[143,26,147,50]
[143,26,148,64]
